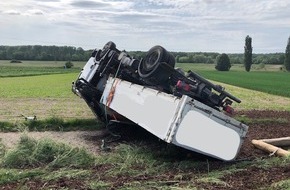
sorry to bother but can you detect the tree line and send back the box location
[0,42,289,70]
[0,45,91,61]
[0,36,290,71]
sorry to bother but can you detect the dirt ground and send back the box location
[219,110,290,190]
[0,110,289,189]
[236,110,290,159]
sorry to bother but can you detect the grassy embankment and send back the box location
[0,134,289,189]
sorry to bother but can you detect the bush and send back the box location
[10,59,22,63]
[215,53,231,71]
[64,61,73,69]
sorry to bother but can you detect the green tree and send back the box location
[244,35,253,72]
[215,53,231,71]
[12,51,24,60]
[285,36,290,71]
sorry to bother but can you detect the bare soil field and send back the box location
[0,110,289,189]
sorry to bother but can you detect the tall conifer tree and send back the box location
[284,36,290,71]
[244,35,253,72]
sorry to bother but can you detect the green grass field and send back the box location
[176,63,290,98]
[0,60,84,77]
[0,61,290,121]
[1,61,289,98]
[0,61,289,189]
[0,73,77,98]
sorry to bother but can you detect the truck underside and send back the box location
[72,42,248,161]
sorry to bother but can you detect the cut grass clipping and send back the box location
[1,135,95,169]
[0,117,102,132]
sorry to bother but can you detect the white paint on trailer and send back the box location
[173,110,241,161]
[101,78,180,140]
[101,77,248,161]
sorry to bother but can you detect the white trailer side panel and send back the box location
[101,77,247,161]
[101,78,181,140]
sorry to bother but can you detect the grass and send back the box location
[1,61,289,99]
[176,63,290,98]
[271,179,290,190]
[0,60,85,77]
[253,156,290,169]
[0,117,102,132]
[198,70,290,98]
[0,63,289,116]
[0,136,289,189]
[0,60,86,67]
[0,73,78,98]
[212,81,290,111]
[0,168,45,185]
[234,116,289,125]
[0,65,81,77]
[2,135,95,169]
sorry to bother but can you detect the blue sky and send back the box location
[1,0,290,53]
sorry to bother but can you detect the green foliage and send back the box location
[0,45,91,61]
[65,61,74,68]
[0,45,287,65]
[2,135,95,169]
[244,35,253,72]
[284,36,290,71]
[176,52,218,63]
[215,53,231,71]
[10,59,22,63]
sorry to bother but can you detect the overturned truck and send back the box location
[72,42,248,161]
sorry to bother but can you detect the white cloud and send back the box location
[0,0,290,52]
[3,10,21,15]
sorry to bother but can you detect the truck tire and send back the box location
[138,45,175,83]
[100,41,116,57]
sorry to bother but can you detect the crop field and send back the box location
[0,61,289,189]
[177,63,290,98]
[0,60,85,77]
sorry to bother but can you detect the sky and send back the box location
[1,0,290,53]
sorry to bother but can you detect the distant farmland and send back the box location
[176,63,290,98]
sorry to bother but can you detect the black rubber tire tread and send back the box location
[138,45,175,84]
[167,53,176,68]
[139,45,173,76]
